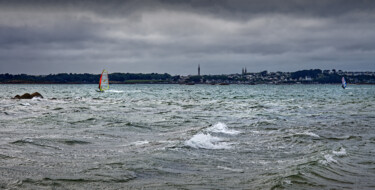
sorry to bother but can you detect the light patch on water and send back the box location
[250,130,260,134]
[107,90,125,93]
[185,133,231,150]
[333,147,347,156]
[217,166,244,173]
[206,122,241,135]
[298,131,320,138]
[131,140,149,146]
[283,180,292,185]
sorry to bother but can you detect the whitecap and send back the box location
[20,103,31,106]
[283,180,292,185]
[107,90,125,93]
[31,97,43,101]
[206,122,240,135]
[297,132,320,138]
[319,154,337,165]
[333,147,347,156]
[131,140,149,146]
[217,166,244,173]
[185,133,231,149]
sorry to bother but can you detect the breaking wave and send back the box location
[206,122,241,135]
[296,131,320,138]
[185,133,231,150]
[319,154,338,165]
[333,147,347,156]
[185,122,240,149]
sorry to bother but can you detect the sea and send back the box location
[0,84,374,189]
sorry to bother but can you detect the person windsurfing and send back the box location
[97,69,109,92]
[341,77,347,89]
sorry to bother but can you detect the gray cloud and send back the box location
[0,0,374,74]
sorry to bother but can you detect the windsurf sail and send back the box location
[341,77,347,89]
[99,69,109,91]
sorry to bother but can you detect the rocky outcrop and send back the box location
[30,92,43,98]
[13,92,43,99]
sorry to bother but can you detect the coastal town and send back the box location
[180,67,375,85]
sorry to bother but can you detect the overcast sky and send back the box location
[0,0,374,75]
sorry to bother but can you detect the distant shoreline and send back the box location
[1,69,375,84]
[1,82,374,85]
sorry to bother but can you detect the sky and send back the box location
[0,0,374,75]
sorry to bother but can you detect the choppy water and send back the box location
[1,84,375,189]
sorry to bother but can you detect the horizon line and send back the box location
[1,69,375,76]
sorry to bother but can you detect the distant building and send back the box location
[198,64,200,76]
[242,67,247,75]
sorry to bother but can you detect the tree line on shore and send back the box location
[0,73,174,84]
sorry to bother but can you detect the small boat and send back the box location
[97,69,109,92]
[341,77,347,89]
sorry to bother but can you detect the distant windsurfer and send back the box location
[341,77,346,89]
[97,69,109,92]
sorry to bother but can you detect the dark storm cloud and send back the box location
[0,0,374,74]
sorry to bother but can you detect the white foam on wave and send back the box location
[185,133,230,150]
[107,90,125,93]
[333,147,347,156]
[20,103,31,106]
[131,140,149,146]
[319,154,337,165]
[31,97,43,101]
[217,166,244,173]
[298,132,320,138]
[206,122,240,135]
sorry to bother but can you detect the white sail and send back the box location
[341,77,346,89]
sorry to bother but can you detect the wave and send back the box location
[185,122,241,149]
[206,122,240,135]
[325,135,359,140]
[57,139,91,145]
[185,133,231,150]
[11,138,62,150]
[333,147,347,157]
[131,140,149,146]
[217,166,244,173]
[319,154,337,165]
[296,132,320,138]
[107,90,125,93]
[31,97,43,101]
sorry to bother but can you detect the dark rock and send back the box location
[13,92,43,99]
[30,92,43,98]
[19,93,32,99]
